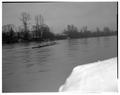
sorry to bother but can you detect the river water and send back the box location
[2,36,117,92]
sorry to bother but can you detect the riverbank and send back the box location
[2,33,117,44]
[59,57,118,92]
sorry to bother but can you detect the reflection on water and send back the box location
[2,36,117,92]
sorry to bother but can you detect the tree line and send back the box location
[2,12,117,44]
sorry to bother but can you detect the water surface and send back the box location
[2,36,117,92]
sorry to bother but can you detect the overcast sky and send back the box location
[2,2,117,33]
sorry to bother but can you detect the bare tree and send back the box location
[103,27,110,33]
[2,24,15,33]
[35,14,44,27]
[35,14,44,39]
[19,12,31,41]
[96,27,100,33]
[82,26,87,32]
[20,12,31,32]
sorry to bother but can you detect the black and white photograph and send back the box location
[2,1,118,93]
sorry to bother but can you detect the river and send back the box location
[2,36,117,92]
